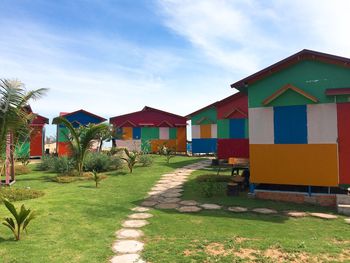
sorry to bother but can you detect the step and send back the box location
[337,203,350,216]
[336,194,350,205]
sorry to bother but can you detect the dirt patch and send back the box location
[205,242,227,256]
[331,238,350,245]
[183,249,195,257]
[234,248,258,260]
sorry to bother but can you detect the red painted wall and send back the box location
[337,103,350,185]
[30,126,43,157]
[57,142,71,156]
[217,139,249,159]
[217,93,248,119]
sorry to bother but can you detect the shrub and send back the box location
[158,144,175,163]
[2,198,36,241]
[84,153,112,172]
[199,181,226,198]
[121,149,139,173]
[51,156,75,174]
[36,156,55,171]
[15,165,31,175]
[196,174,232,183]
[138,154,153,167]
[110,155,124,170]
[0,188,44,202]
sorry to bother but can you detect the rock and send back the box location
[112,240,144,254]
[201,203,222,210]
[177,206,202,213]
[179,200,198,206]
[285,211,308,218]
[228,206,248,212]
[252,208,278,214]
[116,229,144,239]
[122,220,149,228]
[162,193,182,198]
[131,206,150,212]
[155,203,179,209]
[128,213,153,219]
[110,254,145,263]
[140,201,157,207]
[161,197,181,203]
[310,213,338,219]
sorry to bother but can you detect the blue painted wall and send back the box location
[192,138,217,154]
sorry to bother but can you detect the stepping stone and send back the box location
[164,189,183,194]
[162,197,181,203]
[131,206,150,212]
[344,218,350,224]
[128,213,153,219]
[285,211,308,218]
[110,254,145,263]
[310,213,338,219]
[140,201,157,207]
[144,196,163,202]
[155,203,179,209]
[252,208,278,214]
[201,203,222,210]
[228,206,248,212]
[180,200,198,206]
[162,193,182,198]
[122,220,149,228]
[148,191,163,196]
[177,206,202,213]
[112,240,144,254]
[116,229,144,239]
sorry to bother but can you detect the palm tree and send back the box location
[52,117,109,176]
[0,79,47,182]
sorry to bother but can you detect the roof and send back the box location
[110,106,187,127]
[186,92,245,118]
[52,109,106,124]
[325,88,350,96]
[22,105,49,125]
[231,49,350,91]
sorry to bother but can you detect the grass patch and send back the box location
[0,187,44,202]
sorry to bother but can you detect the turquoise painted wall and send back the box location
[248,60,350,108]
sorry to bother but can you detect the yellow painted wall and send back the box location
[250,144,338,186]
[177,127,187,152]
[200,124,211,138]
[151,139,177,153]
[122,127,133,140]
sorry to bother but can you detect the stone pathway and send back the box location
[110,159,344,262]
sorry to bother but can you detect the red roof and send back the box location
[231,49,350,91]
[186,92,247,119]
[325,88,350,96]
[110,106,187,128]
[31,114,49,125]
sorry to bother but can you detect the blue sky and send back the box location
[1,0,350,137]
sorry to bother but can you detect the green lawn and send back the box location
[0,155,201,263]
[142,166,350,263]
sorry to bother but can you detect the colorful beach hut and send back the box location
[187,92,249,159]
[109,106,187,153]
[231,49,350,198]
[16,106,49,158]
[53,109,106,156]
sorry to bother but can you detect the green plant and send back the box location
[52,118,109,176]
[196,174,232,183]
[158,144,176,164]
[36,156,55,171]
[84,152,112,172]
[110,155,124,170]
[51,156,75,174]
[138,154,154,167]
[0,188,44,201]
[198,177,226,197]
[92,170,102,188]
[121,148,139,173]
[2,198,36,241]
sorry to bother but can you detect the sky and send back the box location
[1,0,350,138]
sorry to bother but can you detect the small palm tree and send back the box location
[52,117,109,176]
[0,79,47,180]
[2,198,36,241]
[122,148,139,173]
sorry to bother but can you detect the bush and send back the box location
[0,188,44,202]
[199,181,226,197]
[110,155,124,170]
[196,174,232,183]
[51,156,75,174]
[36,156,55,171]
[138,154,153,167]
[84,153,112,172]
[15,165,31,175]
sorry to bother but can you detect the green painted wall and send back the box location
[244,119,249,138]
[58,126,70,142]
[217,119,229,138]
[141,139,151,153]
[191,107,217,124]
[169,128,177,139]
[15,141,30,158]
[141,127,159,140]
[248,60,350,108]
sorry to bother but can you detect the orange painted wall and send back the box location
[57,142,71,156]
[151,139,177,153]
[250,144,338,186]
[122,127,133,140]
[176,127,187,152]
[200,124,211,138]
[30,127,43,157]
